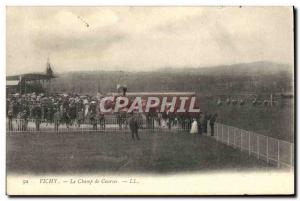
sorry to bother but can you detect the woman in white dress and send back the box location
[161,118,167,128]
[190,118,198,134]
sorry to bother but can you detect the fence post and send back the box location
[216,123,218,139]
[240,130,243,151]
[217,123,220,139]
[248,131,251,156]
[291,143,294,167]
[217,123,219,139]
[257,134,259,159]
[277,140,280,168]
[266,136,269,163]
[227,126,230,145]
[233,128,236,148]
[222,124,224,142]
[42,107,44,120]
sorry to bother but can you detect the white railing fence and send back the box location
[212,123,294,168]
[6,116,191,133]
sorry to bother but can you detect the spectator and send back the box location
[210,113,218,136]
[97,110,105,130]
[77,108,84,128]
[22,109,29,131]
[129,114,140,140]
[190,118,198,134]
[17,111,23,131]
[61,108,70,129]
[198,112,204,135]
[7,110,13,131]
[203,112,209,134]
[32,103,42,131]
[53,109,61,132]
[89,112,97,130]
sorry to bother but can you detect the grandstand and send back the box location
[6,59,56,94]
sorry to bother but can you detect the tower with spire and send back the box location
[46,57,54,77]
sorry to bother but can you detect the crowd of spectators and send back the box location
[6,92,105,131]
[6,92,215,133]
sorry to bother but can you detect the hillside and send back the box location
[50,61,293,96]
[162,61,293,76]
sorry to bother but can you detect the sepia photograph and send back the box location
[5,6,294,195]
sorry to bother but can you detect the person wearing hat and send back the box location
[76,108,84,128]
[7,110,13,131]
[53,109,61,132]
[96,104,105,130]
[32,103,42,131]
[21,109,29,131]
[89,110,97,130]
[198,112,204,135]
[17,111,23,131]
[12,99,19,118]
[61,108,70,129]
[209,113,218,136]
[190,118,198,134]
[69,102,77,126]
[129,113,140,140]
[46,101,55,124]
[203,112,209,134]
[87,101,97,130]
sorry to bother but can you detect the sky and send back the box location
[6,6,294,75]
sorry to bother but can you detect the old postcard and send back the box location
[6,6,294,195]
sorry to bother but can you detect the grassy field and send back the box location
[7,131,273,175]
[204,100,294,142]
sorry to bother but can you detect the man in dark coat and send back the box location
[53,109,61,132]
[89,112,97,130]
[32,103,42,131]
[77,108,84,128]
[210,113,218,136]
[69,103,77,125]
[129,115,140,140]
[203,112,209,134]
[198,112,203,135]
[98,113,105,130]
[7,109,13,131]
[21,109,29,131]
[61,108,70,129]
